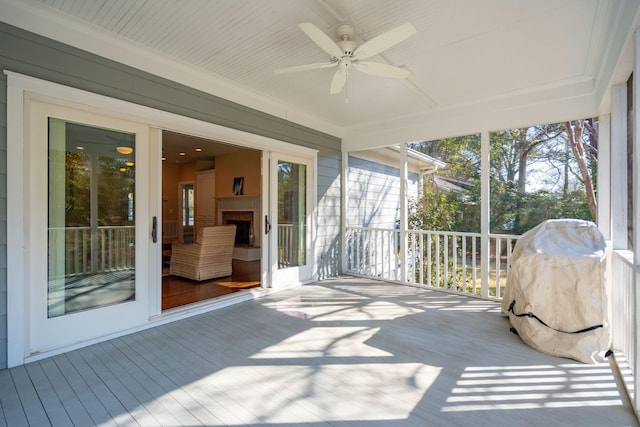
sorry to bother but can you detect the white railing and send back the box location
[611,250,639,410]
[278,224,306,268]
[345,226,519,298]
[50,226,135,276]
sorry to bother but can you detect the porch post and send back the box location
[597,114,611,241]
[480,130,490,298]
[610,83,628,250]
[633,28,640,414]
[400,143,408,283]
[633,30,640,267]
[341,151,348,274]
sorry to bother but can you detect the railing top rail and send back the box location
[346,225,521,240]
[49,225,136,231]
[488,233,521,240]
[612,249,635,269]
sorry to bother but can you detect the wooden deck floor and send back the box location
[1,277,637,426]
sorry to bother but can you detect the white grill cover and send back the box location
[501,219,610,363]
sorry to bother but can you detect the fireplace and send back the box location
[222,211,254,246]
[217,195,260,249]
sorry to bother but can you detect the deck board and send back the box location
[0,277,638,426]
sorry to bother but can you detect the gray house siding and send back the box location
[347,155,419,229]
[0,22,342,369]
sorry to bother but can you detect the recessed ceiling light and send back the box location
[179,152,186,156]
[162,157,166,161]
[195,148,202,152]
[116,146,134,155]
[76,146,84,150]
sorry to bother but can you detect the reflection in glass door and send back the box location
[277,160,306,269]
[48,119,137,317]
[270,153,313,288]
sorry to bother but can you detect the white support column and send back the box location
[400,143,408,283]
[480,131,490,298]
[611,83,628,250]
[634,30,640,266]
[632,28,640,415]
[341,151,349,274]
[597,114,612,241]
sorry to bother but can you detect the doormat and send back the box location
[215,281,261,289]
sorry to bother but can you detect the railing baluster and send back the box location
[472,236,477,295]
[427,233,432,287]
[461,236,467,293]
[343,227,524,300]
[435,236,441,289]
[452,235,458,291]
[494,237,502,297]
[419,232,424,286]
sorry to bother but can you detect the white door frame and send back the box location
[25,98,154,356]
[6,71,318,366]
[267,152,316,289]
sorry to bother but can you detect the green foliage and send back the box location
[409,121,596,236]
[408,186,460,231]
[489,180,591,234]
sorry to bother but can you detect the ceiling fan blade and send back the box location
[354,61,411,79]
[353,23,416,60]
[299,22,342,58]
[330,67,347,94]
[274,62,337,74]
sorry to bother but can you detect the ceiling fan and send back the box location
[275,22,417,96]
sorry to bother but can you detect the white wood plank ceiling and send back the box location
[2,0,639,148]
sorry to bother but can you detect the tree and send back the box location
[490,124,564,192]
[564,119,598,221]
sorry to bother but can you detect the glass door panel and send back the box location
[48,119,137,317]
[28,100,151,356]
[270,153,313,288]
[277,161,307,268]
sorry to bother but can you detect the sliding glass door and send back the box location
[28,100,152,354]
[269,153,313,287]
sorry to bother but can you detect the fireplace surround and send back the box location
[217,195,260,248]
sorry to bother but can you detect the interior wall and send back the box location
[215,149,261,197]
[162,162,180,224]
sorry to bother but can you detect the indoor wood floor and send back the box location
[1,277,637,426]
[162,259,261,310]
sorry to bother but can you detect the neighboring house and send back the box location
[346,147,445,279]
[0,1,639,375]
[348,146,445,229]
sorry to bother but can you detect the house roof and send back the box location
[2,0,638,150]
[350,144,446,174]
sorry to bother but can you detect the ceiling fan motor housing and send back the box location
[338,40,358,56]
[336,24,355,40]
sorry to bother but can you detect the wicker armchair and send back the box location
[170,225,236,281]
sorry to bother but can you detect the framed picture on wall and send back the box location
[233,177,244,195]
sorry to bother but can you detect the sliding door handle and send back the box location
[265,215,271,234]
[152,216,158,243]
